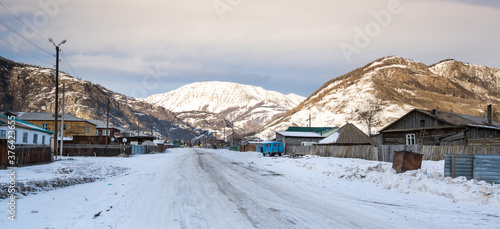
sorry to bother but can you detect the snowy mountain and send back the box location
[145,81,305,138]
[258,56,500,139]
[0,56,198,141]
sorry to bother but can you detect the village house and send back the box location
[378,105,500,146]
[276,126,339,148]
[87,120,121,137]
[16,112,97,139]
[0,113,53,145]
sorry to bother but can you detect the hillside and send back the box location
[0,56,197,141]
[145,81,305,138]
[258,56,500,139]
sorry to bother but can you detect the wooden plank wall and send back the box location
[288,144,500,162]
[0,145,52,169]
[0,139,7,169]
[15,146,52,167]
[63,145,132,157]
[287,145,378,161]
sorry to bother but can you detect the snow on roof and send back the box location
[468,124,500,130]
[0,114,54,134]
[276,131,323,137]
[318,132,339,144]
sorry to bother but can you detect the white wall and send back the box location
[0,126,52,145]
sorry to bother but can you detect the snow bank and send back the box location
[206,149,500,205]
[0,157,130,199]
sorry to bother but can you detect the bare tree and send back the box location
[354,98,384,135]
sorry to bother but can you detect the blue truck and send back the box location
[261,142,284,156]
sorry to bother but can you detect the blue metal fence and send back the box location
[473,155,500,184]
[131,145,146,154]
[445,154,500,184]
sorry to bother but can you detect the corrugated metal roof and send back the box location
[87,120,119,129]
[380,109,500,132]
[285,127,337,133]
[0,114,54,134]
[17,112,89,122]
[276,131,323,137]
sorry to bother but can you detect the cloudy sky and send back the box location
[1,0,499,98]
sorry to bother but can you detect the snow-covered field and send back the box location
[0,148,499,228]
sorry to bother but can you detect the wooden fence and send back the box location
[62,144,131,157]
[286,145,378,161]
[62,144,167,157]
[1,139,52,169]
[239,145,256,152]
[287,144,500,162]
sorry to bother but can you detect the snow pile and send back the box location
[0,157,130,199]
[208,150,500,205]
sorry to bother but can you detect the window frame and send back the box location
[406,134,416,145]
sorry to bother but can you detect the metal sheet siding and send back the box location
[473,155,500,184]
[444,155,474,179]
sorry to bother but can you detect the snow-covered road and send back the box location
[1,148,499,228]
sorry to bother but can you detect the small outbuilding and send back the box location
[318,123,377,146]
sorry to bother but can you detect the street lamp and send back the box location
[49,38,66,160]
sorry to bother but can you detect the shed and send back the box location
[318,123,377,146]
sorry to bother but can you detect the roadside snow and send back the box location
[206,149,500,206]
[0,157,130,199]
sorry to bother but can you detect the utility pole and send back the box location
[49,38,66,161]
[106,97,110,147]
[137,117,140,136]
[59,84,65,157]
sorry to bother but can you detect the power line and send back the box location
[0,37,53,65]
[0,2,47,43]
[0,18,53,56]
[60,50,79,78]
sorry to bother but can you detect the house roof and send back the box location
[17,112,95,125]
[285,127,337,133]
[318,123,376,145]
[276,131,323,138]
[0,114,54,134]
[380,109,500,132]
[87,120,120,129]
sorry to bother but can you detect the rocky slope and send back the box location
[258,56,500,139]
[145,81,305,138]
[0,56,197,141]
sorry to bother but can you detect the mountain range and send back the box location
[258,56,500,139]
[0,56,197,141]
[2,55,499,142]
[145,81,304,139]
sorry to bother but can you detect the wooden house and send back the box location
[276,131,326,148]
[87,120,121,137]
[318,123,377,146]
[17,112,97,138]
[379,106,500,146]
[0,113,54,145]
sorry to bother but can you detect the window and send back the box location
[23,132,28,143]
[0,130,5,138]
[88,125,90,133]
[33,134,38,144]
[60,124,66,131]
[42,135,46,145]
[406,134,416,145]
[96,129,99,136]
[420,120,425,128]
[42,123,49,130]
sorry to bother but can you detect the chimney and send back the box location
[487,104,492,126]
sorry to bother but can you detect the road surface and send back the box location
[2,148,497,228]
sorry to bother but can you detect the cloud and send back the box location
[1,0,499,98]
